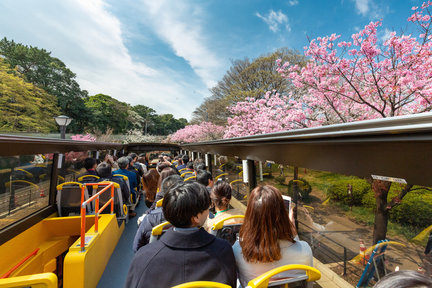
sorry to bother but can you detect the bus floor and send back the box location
[97,201,148,288]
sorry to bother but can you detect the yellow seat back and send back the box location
[211,215,245,231]
[151,221,171,236]
[171,281,230,288]
[77,175,100,182]
[0,272,58,288]
[156,198,163,207]
[184,175,196,182]
[246,264,321,288]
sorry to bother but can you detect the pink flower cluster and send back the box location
[170,122,225,143]
[70,134,96,142]
[224,91,309,138]
[274,2,432,126]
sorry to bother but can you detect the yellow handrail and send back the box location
[172,281,230,288]
[229,179,243,185]
[184,175,196,181]
[215,173,228,181]
[15,168,33,178]
[77,175,100,182]
[113,174,128,181]
[156,198,163,207]
[246,264,321,288]
[152,221,171,236]
[0,273,58,287]
[5,180,40,189]
[56,181,83,190]
[211,215,245,231]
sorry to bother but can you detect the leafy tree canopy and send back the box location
[0,59,60,132]
[0,37,91,132]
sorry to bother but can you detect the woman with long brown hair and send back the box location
[142,169,159,207]
[233,185,312,287]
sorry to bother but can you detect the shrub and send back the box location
[288,178,312,200]
[327,178,371,206]
[275,176,286,185]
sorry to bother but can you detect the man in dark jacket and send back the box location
[124,182,237,288]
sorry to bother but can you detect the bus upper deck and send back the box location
[1,112,432,287]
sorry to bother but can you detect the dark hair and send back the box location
[163,182,210,228]
[374,270,432,288]
[84,158,97,170]
[129,153,137,160]
[182,155,189,164]
[142,169,160,202]
[117,156,129,169]
[195,163,206,171]
[157,167,178,191]
[159,175,183,197]
[186,162,194,170]
[127,156,133,164]
[211,181,231,208]
[196,170,213,186]
[156,162,171,174]
[96,162,112,178]
[240,185,296,263]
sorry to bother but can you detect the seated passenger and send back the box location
[96,162,135,217]
[113,156,138,202]
[373,270,432,288]
[204,181,243,232]
[233,185,312,288]
[132,174,183,252]
[77,157,98,178]
[125,182,237,288]
[196,170,214,193]
[176,155,189,171]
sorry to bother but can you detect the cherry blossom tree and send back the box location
[226,2,432,244]
[169,122,225,143]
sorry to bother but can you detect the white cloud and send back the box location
[288,0,299,6]
[352,0,387,20]
[0,0,210,119]
[380,28,393,42]
[256,10,290,33]
[354,0,370,16]
[138,0,223,89]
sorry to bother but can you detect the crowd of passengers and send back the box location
[121,154,312,288]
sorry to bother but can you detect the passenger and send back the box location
[233,185,312,287]
[96,162,136,217]
[204,181,243,232]
[132,175,183,252]
[125,182,237,288]
[77,157,98,178]
[195,162,207,172]
[196,170,214,193]
[126,156,141,193]
[373,270,432,287]
[176,155,189,171]
[104,154,119,170]
[129,153,144,177]
[186,161,194,171]
[136,155,148,174]
[113,156,138,203]
[142,169,159,207]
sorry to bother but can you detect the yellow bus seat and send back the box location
[150,221,171,243]
[171,281,231,288]
[56,182,90,217]
[77,174,100,182]
[91,181,127,221]
[210,215,245,245]
[178,168,188,173]
[246,264,321,288]
[214,173,228,181]
[113,174,135,212]
[181,171,194,178]
[0,272,58,288]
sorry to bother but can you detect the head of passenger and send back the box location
[159,174,183,198]
[195,163,206,171]
[117,156,129,170]
[163,182,210,228]
[84,157,97,171]
[157,167,178,191]
[210,181,232,211]
[129,153,138,163]
[240,185,296,262]
[196,170,213,188]
[127,156,134,167]
[96,162,112,178]
[142,169,160,202]
[374,270,432,288]
[182,155,189,165]
[156,162,171,174]
[186,161,194,170]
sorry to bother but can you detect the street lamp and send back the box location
[54,115,73,139]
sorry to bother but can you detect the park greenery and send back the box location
[0,37,187,136]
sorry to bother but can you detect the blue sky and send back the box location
[0,0,421,119]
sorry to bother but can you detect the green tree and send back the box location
[84,94,130,134]
[0,37,91,132]
[0,59,60,132]
[192,48,306,125]
[132,105,157,134]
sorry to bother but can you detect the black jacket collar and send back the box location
[161,227,215,249]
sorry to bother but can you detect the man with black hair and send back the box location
[196,170,214,192]
[176,155,189,171]
[132,174,183,252]
[125,182,237,288]
[96,162,136,217]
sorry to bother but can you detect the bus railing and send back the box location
[80,182,115,251]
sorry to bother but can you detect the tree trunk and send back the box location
[372,180,392,245]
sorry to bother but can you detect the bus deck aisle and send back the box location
[97,201,148,288]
